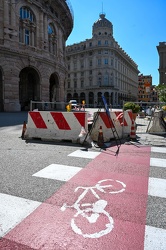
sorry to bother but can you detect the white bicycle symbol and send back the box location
[61,179,126,238]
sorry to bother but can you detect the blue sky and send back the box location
[66,0,166,85]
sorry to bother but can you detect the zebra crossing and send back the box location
[0,146,166,249]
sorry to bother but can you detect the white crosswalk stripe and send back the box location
[0,193,41,237]
[144,146,166,249]
[0,146,165,249]
[150,158,166,168]
[148,177,166,198]
[68,149,101,159]
[33,164,82,181]
[144,226,166,250]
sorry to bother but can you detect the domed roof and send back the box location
[92,13,113,36]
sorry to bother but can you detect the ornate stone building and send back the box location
[157,42,166,85]
[66,13,139,107]
[0,0,73,111]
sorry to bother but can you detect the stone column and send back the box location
[4,0,9,26]
[11,0,16,26]
[44,14,48,40]
[39,11,44,48]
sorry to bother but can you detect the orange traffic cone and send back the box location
[97,126,104,148]
[21,121,27,139]
[130,119,136,140]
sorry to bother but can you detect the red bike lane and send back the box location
[0,145,151,250]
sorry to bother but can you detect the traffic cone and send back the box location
[21,121,27,139]
[97,126,104,148]
[130,119,136,140]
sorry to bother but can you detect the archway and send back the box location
[0,68,3,111]
[104,92,109,104]
[49,73,59,102]
[73,93,79,102]
[97,92,102,107]
[19,67,40,110]
[89,92,94,107]
[80,92,85,104]
[67,93,72,102]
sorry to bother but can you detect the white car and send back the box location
[69,100,78,108]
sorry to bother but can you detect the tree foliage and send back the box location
[156,84,166,103]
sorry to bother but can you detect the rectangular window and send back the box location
[98,59,101,65]
[74,81,77,88]
[25,29,30,45]
[105,40,108,45]
[81,80,84,88]
[74,63,77,69]
[104,58,108,65]
[98,40,101,45]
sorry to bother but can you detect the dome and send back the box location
[92,13,113,37]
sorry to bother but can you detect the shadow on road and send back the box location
[0,112,28,127]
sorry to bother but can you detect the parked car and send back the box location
[69,100,78,108]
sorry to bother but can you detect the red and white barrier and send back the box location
[25,111,88,143]
[90,111,132,142]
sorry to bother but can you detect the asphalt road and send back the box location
[0,112,165,249]
[0,112,92,202]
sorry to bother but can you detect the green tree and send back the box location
[156,84,166,102]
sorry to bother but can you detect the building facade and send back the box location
[65,13,139,108]
[138,74,152,102]
[0,0,73,111]
[138,74,158,103]
[157,42,166,85]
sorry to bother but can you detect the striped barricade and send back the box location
[90,111,132,142]
[25,111,88,143]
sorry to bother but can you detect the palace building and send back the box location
[65,13,139,107]
[0,0,73,111]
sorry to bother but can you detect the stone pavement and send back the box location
[136,133,166,147]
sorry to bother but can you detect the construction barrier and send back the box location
[89,110,132,142]
[25,111,88,143]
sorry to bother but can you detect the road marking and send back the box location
[144,225,166,250]
[0,193,41,237]
[68,149,101,159]
[33,164,82,181]
[151,147,166,154]
[148,177,166,198]
[61,179,126,238]
[150,158,166,168]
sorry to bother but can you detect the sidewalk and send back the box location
[136,133,166,147]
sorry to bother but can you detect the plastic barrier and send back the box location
[90,111,132,142]
[25,111,88,143]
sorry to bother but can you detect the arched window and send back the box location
[48,23,57,55]
[19,7,36,46]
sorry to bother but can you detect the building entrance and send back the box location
[19,67,40,111]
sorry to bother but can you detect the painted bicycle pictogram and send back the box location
[61,179,126,238]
